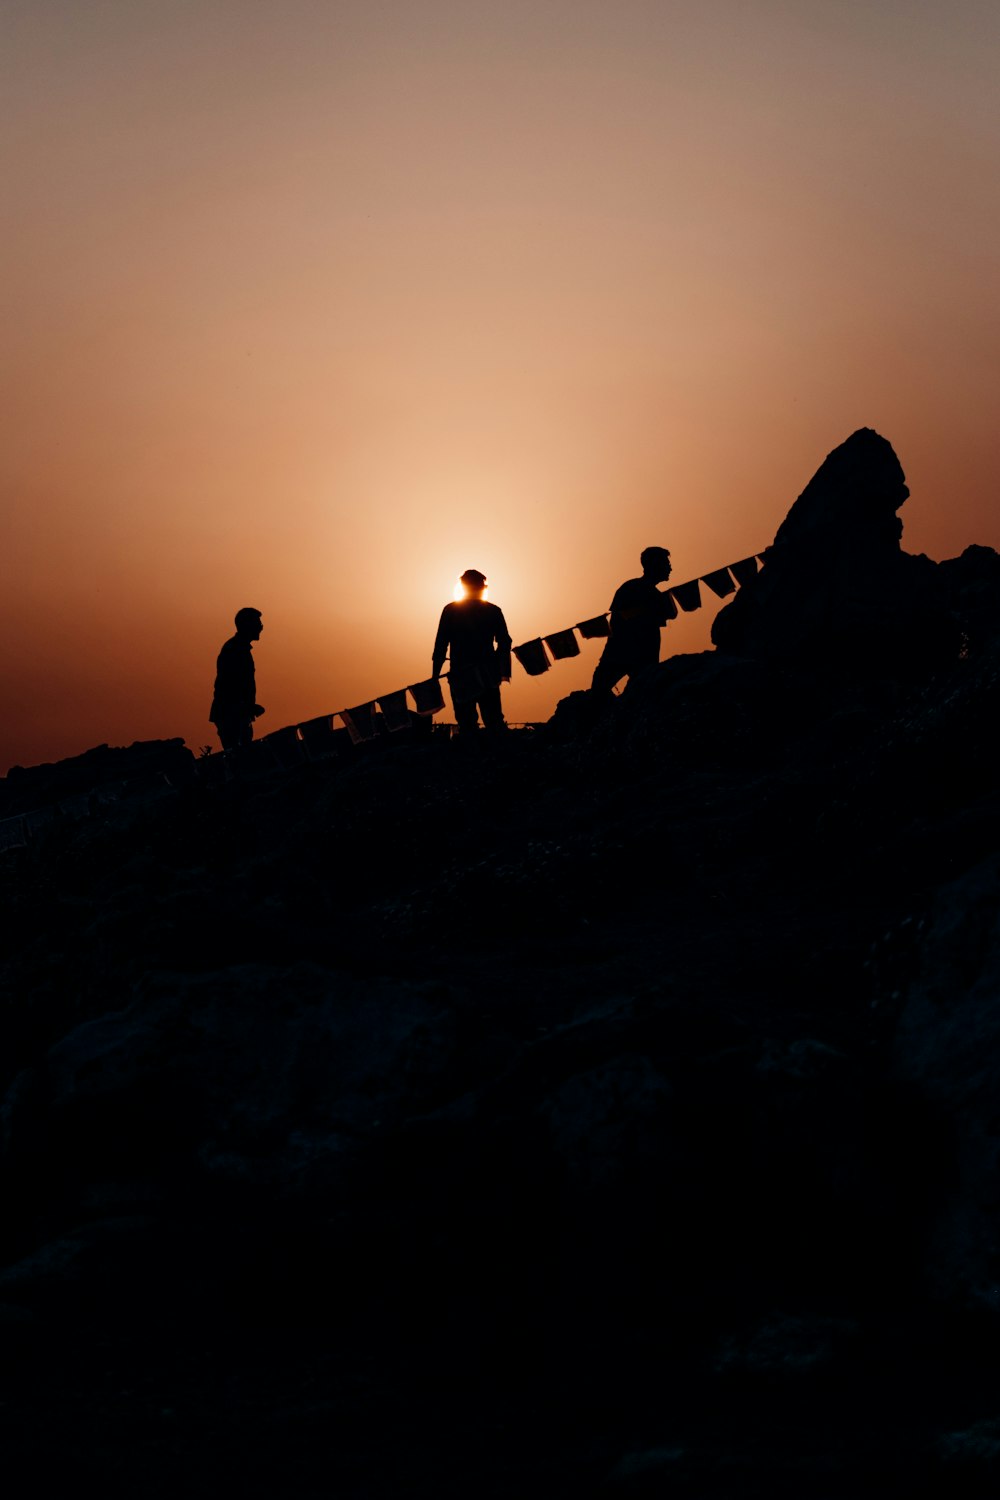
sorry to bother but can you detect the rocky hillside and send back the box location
[2,431,1000,1497]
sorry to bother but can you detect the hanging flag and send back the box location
[513,639,551,676]
[263,725,306,766]
[702,567,736,598]
[576,615,611,639]
[340,703,377,742]
[670,579,702,612]
[408,678,446,716]
[729,556,760,587]
[298,714,338,757]
[544,628,581,660]
[377,689,412,732]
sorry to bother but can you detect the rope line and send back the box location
[289,552,764,746]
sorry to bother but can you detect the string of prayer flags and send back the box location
[189,545,770,767]
[340,703,377,743]
[729,556,760,587]
[576,615,611,639]
[377,689,413,733]
[409,677,446,716]
[298,714,338,757]
[670,579,702,613]
[544,628,581,660]
[701,567,737,599]
[513,638,551,676]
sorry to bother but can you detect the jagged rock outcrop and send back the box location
[712,428,963,674]
[935,544,1000,655]
[0,738,195,818]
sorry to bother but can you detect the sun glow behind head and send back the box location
[453,577,489,601]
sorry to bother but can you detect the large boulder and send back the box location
[0,738,196,818]
[712,429,959,675]
[934,544,1000,656]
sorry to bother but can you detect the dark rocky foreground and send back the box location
[3,434,1000,1497]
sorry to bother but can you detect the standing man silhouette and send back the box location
[591,547,673,695]
[210,607,265,751]
[433,570,512,735]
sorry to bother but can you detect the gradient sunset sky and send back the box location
[3,0,999,770]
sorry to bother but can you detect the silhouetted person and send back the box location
[592,547,673,695]
[210,607,265,752]
[433,570,512,735]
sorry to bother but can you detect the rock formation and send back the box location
[712,427,962,675]
[1,432,1000,1495]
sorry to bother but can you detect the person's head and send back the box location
[459,568,488,600]
[234,607,263,641]
[640,546,672,584]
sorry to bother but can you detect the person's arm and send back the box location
[493,608,513,682]
[432,607,451,677]
[654,589,675,625]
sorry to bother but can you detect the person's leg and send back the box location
[215,717,251,780]
[216,718,238,752]
[621,649,660,693]
[449,677,480,734]
[591,647,626,696]
[217,716,254,751]
[455,701,479,733]
[479,684,507,734]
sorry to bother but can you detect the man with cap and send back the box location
[432,570,512,735]
[591,547,674,695]
[210,607,266,751]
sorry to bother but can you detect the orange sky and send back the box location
[3,0,999,770]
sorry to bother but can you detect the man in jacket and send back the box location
[432,570,512,735]
[210,607,265,751]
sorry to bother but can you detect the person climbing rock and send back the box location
[591,547,674,694]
